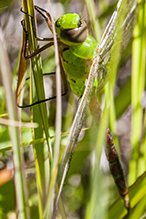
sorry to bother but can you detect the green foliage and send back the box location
[0,180,15,216]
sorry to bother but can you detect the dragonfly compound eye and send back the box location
[60,19,88,45]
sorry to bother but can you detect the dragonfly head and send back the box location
[55,13,88,46]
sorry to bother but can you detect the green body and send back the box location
[62,35,98,97]
[55,14,98,97]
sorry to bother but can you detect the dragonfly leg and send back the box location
[18,89,67,108]
[89,96,130,211]
[20,7,54,41]
[18,56,69,108]
[18,21,68,107]
[21,19,54,59]
[18,70,68,108]
[34,5,54,34]
[20,19,29,59]
[20,7,55,59]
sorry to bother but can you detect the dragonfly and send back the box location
[18,0,136,216]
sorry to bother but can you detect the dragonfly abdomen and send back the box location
[62,49,91,97]
[106,128,130,210]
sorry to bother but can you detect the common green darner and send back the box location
[17,0,136,217]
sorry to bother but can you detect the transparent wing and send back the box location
[97,0,136,88]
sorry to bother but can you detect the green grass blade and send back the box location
[85,103,109,219]
[43,1,62,218]
[0,28,30,219]
[21,0,52,216]
[129,0,146,185]
[106,171,146,219]
[85,0,101,41]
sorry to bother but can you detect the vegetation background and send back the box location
[0,0,145,218]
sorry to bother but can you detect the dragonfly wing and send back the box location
[55,51,100,217]
[121,1,136,51]
[98,0,136,75]
[94,0,136,210]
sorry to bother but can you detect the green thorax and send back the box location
[55,13,98,97]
